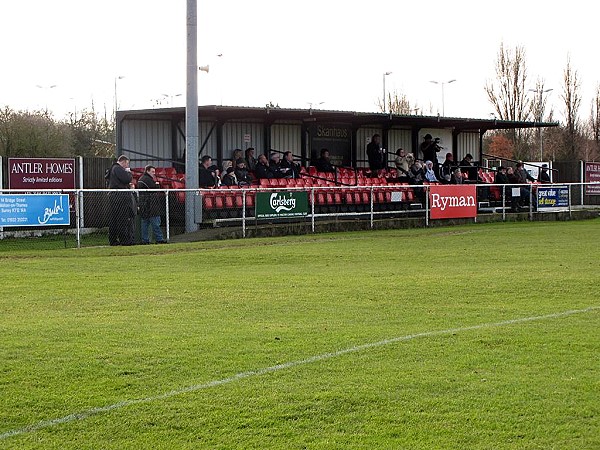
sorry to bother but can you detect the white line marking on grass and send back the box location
[1,306,598,441]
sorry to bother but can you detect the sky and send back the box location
[1,0,598,123]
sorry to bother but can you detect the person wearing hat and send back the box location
[234,158,253,186]
[420,134,440,177]
[221,166,238,186]
[538,164,551,183]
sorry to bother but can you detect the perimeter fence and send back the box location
[0,182,598,251]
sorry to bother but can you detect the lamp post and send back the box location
[429,79,456,116]
[162,93,183,107]
[114,75,125,119]
[528,87,553,161]
[35,84,57,112]
[382,72,392,113]
[307,101,324,116]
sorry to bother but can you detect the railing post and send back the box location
[425,185,429,227]
[568,183,572,219]
[502,183,506,221]
[311,187,315,233]
[242,188,246,238]
[370,186,374,229]
[75,189,81,248]
[529,185,533,221]
[165,189,170,242]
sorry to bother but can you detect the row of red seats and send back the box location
[201,186,417,210]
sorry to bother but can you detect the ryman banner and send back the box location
[429,185,477,220]
[0,194,70,227]
[256,191,308,219]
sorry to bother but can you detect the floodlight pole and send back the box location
[185,0,199,233]
[429,79,456,116]
[382,72,392,113]
[529,87,553,161]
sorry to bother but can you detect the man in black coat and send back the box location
[366,134,385,172]
[314,148,336,173]
[255,154,276,179]
[107,155,136,246]
[199,155,218,188]
[137,165,166,244]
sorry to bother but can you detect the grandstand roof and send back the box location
[118,105,558,133]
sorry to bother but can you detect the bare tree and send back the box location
[378,90,414,115]
[560,55,582,160]
[485,42,532,159]
[485,43,531,122]
[587,84,600,160]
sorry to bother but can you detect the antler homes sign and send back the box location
[8,158,76,190]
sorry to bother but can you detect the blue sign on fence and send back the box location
[537,186,569,211]
[0,194,70,227]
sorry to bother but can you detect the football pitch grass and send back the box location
[1,219,598,449]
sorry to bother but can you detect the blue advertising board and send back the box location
[537,186,569,211]
[0,194,70,227]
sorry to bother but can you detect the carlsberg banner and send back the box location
[256,191,308,219]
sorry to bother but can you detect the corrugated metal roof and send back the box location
[117,105,559,133]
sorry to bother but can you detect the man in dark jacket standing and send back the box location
[366,134,385,173]
[107,155,136,246]
[137,165,166,244]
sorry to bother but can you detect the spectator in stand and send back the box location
[420,134,441,176]
[234,158,253,186]
[107,155,136,246]
[408,159,425,184]
[220,160,233,184]
[451,167,464,184]
[232,149,243,165]
[255,154,275,179]
[281,151,300,178]
[424,160,439,183]
[221,167,238,186]
[538,164,551,183]
[514,160,535,206]
[394,148,409,175]
[366,134,385,172]
[199,155,219,187]
[459,153,478,182]
[495,166,509,185]
[440,152,456,183]
[137,165,167,244]
[504,166,520,211]
[269,152,288,178]
[314,148,336,173]
[245,147,257,171]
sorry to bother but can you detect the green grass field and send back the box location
[1,220,599,449]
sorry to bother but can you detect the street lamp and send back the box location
[429,79,456,116]
[162,93,183,107]
[528,87,553,161]
[36,84,57,112]
[114,75,125,119]
[307,101,324,115]
[383,72,392,113]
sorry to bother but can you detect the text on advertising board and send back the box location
[429,185,477,220]
[255,191,308,219]
[8,158,76,190]
[584,162,600,195]
[0,194,70,227]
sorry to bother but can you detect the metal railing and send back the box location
[0,182,598,250]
